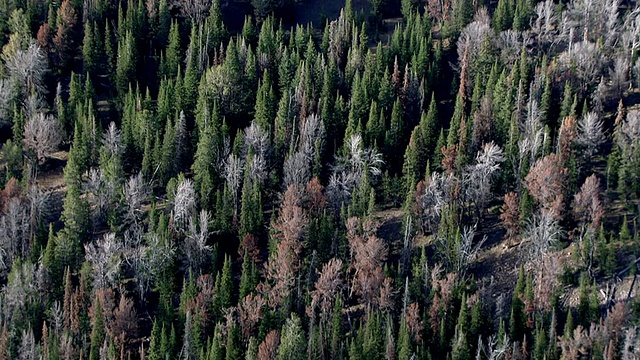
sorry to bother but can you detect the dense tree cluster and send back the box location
[0,0,640,359]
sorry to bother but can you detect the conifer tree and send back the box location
[82,21,98,76]
[493,0,514,31]
[165,20,181,78]
[89,296,106,360]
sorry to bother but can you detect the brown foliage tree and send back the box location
[428,0,452,23]
[238,293,265,340]
[36,24,52,51]
[500,192,521,245]
[524,153,567,220]
[0,178,21,214]
[304,177,327,215]
[573,174,604,230]
[239,233,260,264]
[308,258,343,321]
[52,0,78,68]
[346,217,388,311]
[472,97,494,153]
[406,303,424,343]
[257,330,280,360]
[111,294,138,345]
[558,116,577,163]
[262,184,307,308]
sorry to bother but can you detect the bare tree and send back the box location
[18,327,35,360]
[178,0,212,23]
[611,55,630,99]
[531,0,557,49]
[183,209,212,274]
[575,112,606,158]
[419,172,456,234]
[0,198,30,270]
[522,211,562,262]
[476,335,509,360]
[123,172,148,226]
[224,153,244,217]
[5,44,48,97]
[437,223,486,275]
[463,142,505,216]
[0,79,13,126]
[84,233,122,290]
[558,41,604,91]
[22,112,62,164]
[26,184,50,237]
[618,109,640,154]
[173,178,196,231]
[327,134,383,208]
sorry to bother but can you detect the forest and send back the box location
[0,0,640,358]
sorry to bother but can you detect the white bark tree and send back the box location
[84,233,123,290]
[576,112,605,158]
[22,112,62,164]
[183,209,212,274]
[5,43,48,97]
[173,178,196,231]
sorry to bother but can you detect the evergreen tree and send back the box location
[165,20,181,78]
[89,296,105,360]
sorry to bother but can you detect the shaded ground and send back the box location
[292,0,370,27]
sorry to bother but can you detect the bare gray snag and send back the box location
[5,44,48,97]
[177,0,212,23]
[576,112,605,158]
[327,134,383,208]
[522,211,563,262]
[173,178,196,231]
[0,198,30,270]
[284,114,326,188]
[183,210,212,274]
[84,233,123,290]
[124,172,148,226]
[22,112,62,164]
[463,142,505,215]
[532,0,557,48]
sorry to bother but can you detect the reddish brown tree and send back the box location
[257,330,280,360]
[262,184,307,308]
[0,324,7,360]
[500,192,521,245]
[558,116,577,163]
[52,0,78,69]
[472,97,494,152]
[573,174,604,230]
[238,234,260,264]
[346,217,388,311]
[238,293,265,340]
[111,294,138,346]
[36,24,52,51]
[308,258,343,321]
[0,178,21,214]
[304,177,327,215]
[524,153,567,220]
[406,303,424,343]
